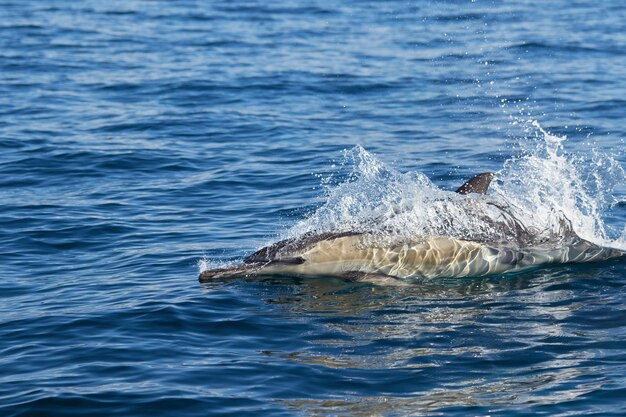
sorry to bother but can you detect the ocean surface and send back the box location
[1,1,625,416]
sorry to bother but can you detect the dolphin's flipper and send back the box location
[456,172,495,195]
[343,271,412,286]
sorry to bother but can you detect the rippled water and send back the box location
[1,1,625,416]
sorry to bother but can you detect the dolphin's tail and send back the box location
[571,240,626,264]
[606,247,626,260]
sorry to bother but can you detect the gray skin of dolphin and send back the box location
[200,173,625,284]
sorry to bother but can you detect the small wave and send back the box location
[505,42,603,54]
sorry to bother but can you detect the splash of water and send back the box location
[197,258,210,274]
[285,122,625,250]
[197,257,236,274]
[492,120,623,248]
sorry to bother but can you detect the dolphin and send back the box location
[199,173,625,284]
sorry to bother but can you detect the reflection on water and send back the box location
[282,362,601,417]
[201,263,623,415]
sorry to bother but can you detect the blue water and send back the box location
[1,1,625,416]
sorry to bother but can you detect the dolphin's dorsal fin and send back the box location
[456,172,495,195]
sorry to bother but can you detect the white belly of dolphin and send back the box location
[262,236,509,279]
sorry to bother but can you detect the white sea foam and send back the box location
[285,121,625,250]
